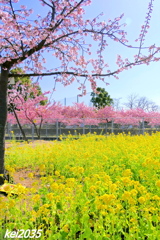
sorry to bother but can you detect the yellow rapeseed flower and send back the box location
[156,180,160,187]
[28,172,34,178]
[55,170,60,176]
[50,182,59,191]
[62,224,69,233]
[122,169,133,177]
[138,196,146,204]
[32,194,41,203]
[47,192,54,201]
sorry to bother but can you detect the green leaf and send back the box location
[81,227,93,238]
[56,201,63,210]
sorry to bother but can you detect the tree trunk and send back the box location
[0,67,9,185]
[13,108,29,143]
[33,122,41,139]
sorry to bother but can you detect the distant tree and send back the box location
[9,68,31,85]
[8,68,46,107]
[124,94,159,112]
[112,98,123,111]
[123,94,139,110]
[136,96,159,112]
[90,87,113,109]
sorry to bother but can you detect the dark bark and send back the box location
[37,118,43,139]
[12,108,29,143]
[32,122,41,139]
[0,67,9,185]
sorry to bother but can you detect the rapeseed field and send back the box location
[0,133,160,239]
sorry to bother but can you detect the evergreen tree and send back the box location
[91,87,113,109]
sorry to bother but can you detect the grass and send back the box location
[0,133,160,239]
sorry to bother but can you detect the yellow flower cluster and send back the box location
[2,132,160,239]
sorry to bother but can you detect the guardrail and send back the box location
[5,118,160,140]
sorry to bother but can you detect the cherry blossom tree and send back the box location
[8,96,160,136]
[0,0,159,184]
[97,105,115,124]
[8,82,53,139]
[146,111,160,127]
[60,102,97,126]
[112,108,147,126]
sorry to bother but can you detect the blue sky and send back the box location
[18,0,160,107]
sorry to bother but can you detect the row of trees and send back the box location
[90,88,159,111]
[7,82,160,138]
[0,0,159,184]
[8,102,160,128]
[111,95,159,112]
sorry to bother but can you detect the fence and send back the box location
[55,92,93,106]
[5,117,160,141]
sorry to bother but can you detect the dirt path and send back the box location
[5,140,50,188]
[13,169,41,189]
